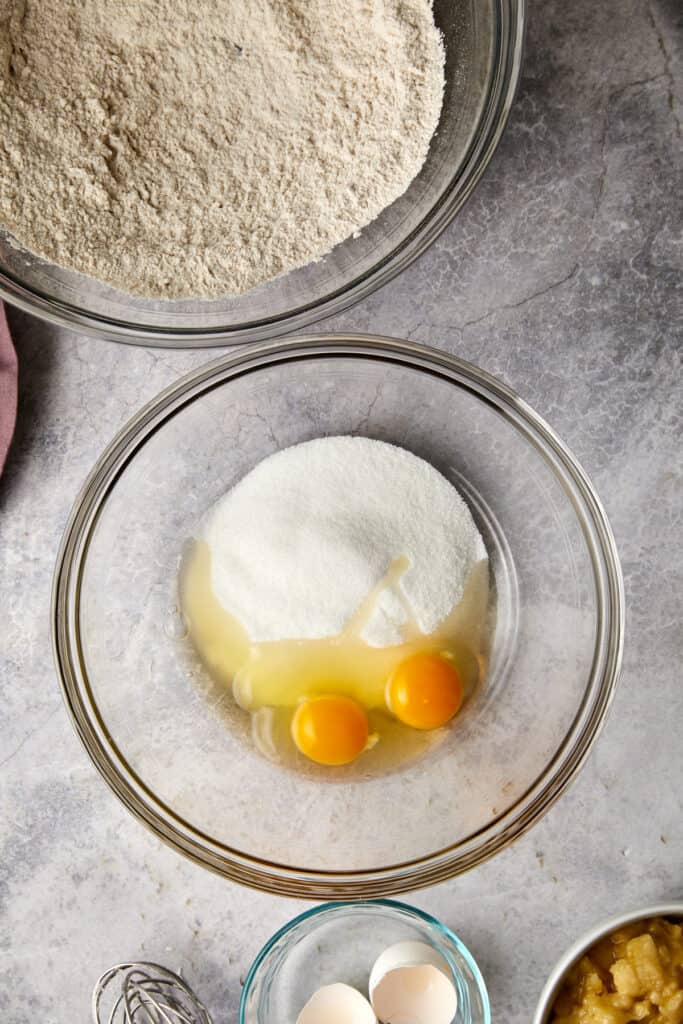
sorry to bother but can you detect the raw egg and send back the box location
[386,654,463,730]
[181,542,488,769]
[291,695,370,766]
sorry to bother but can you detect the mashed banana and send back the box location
[551,917,683,1024]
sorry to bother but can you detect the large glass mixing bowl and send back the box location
[0,1,524,345]
[52,335,624,897]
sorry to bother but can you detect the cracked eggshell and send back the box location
[370,964,458,1024]
[296,982,377,1024]
[368,941,452,995]
[369,942,457,1024]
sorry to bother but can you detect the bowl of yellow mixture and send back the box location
[534,902,683,1024]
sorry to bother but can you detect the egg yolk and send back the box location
[291,695,370,766]
[386,653,464,730]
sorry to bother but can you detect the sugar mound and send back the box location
[205,437,487,647]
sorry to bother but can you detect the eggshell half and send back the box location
[296,982,377,1024]
[370,964,457,1024]
[368,940,452,997]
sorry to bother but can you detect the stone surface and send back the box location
[0,0,681,1021]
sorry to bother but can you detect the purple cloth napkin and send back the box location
[0,302,17,474]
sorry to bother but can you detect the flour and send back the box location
[0,0,444,299]
[204,437,487,647]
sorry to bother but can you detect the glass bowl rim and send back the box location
[51,333,625,898]
[532,901,683,1023]
[0,0,525,346]
[238,897,492,1024]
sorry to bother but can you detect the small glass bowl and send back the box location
[0,0,525,345]
[52,334,624,897]
[240,900,490,1024]
[533,902,683,1023]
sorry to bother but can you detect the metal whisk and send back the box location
[92,962,214,1024]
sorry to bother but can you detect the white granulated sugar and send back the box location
[205,437,487,647]
[0,0,444,299]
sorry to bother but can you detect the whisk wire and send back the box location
[124,971,191,1024]
[92,962,213,1024]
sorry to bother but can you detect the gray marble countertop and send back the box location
[1,0,681,1021]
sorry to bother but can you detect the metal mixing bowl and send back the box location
[0,0,525,345]
[533,902,683,1024]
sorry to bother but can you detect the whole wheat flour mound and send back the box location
[0,0,444,299]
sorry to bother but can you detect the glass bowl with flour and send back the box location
[0,0,525,343]
[52,336,623,896]
[180,436,490,776]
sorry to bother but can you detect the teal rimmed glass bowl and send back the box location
[240,900,490,1024]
